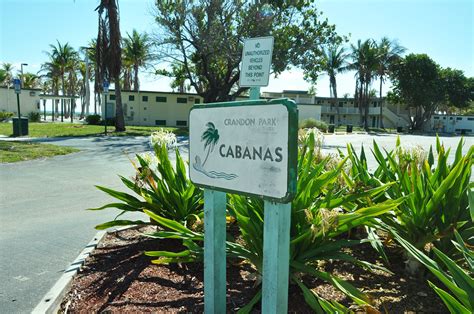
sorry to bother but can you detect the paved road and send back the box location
[0,136,188,313]
[0,133,471,313]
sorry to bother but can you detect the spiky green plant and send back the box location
[88,143,203,229]
[394,230,474,313]
[144,132,401,312]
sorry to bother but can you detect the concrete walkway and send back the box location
[0,136,188,313]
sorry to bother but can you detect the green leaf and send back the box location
[94,220,148,230]
[428,282,471,314]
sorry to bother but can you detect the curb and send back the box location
[32,230,108,313]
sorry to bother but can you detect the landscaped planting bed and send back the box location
[59,226,447,313]
[57,131,473,313]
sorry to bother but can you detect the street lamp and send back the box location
[103,80,109,135]
[20,63,28,87]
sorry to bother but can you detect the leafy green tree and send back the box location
[153,1,342,103]
[389,53,443,130]
[321,44,348,125]
[123,29,152,91]
[440,68,473,110]
[201,122,219,166]
[96,0,126,132]
[375,37,405,128]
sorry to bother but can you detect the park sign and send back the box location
[13,79,21,94]
[239,36,274,87]
[189,98,297,202]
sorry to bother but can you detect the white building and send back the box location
[0,87,41,116]
[426,114,474,135]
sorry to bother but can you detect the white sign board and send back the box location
[189,99,297,202]
[239,36,274,87]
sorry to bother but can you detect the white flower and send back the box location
[149,128,177,148]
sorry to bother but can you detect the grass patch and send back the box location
[0,141,80,163]
[0,123,188,138]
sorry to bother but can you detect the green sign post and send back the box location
[190,35,296,313]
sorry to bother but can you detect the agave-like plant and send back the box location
[144,132,402,312]
[394,229,474,313]
[88,143,203,229]
[374,137,473,261]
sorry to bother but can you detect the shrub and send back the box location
[28,112,41,122]
[89,143,203,229]
[85,114,101,125]
[395,230,474,313]
[299,118,328,132]
[144,132,401,311]
[0,111,14,122]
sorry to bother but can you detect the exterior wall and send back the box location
[426,114,474,134]
[0,87,41,116]
[105,90,202,127]
[298,104,321,121]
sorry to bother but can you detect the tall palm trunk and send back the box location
[114,81,125,131]
[379,78,384,129]
[331,78,339,126]
[133,63,139,91]
[364,82,369,130]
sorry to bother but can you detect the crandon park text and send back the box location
[219,144,283,162]
[223,117,277,127]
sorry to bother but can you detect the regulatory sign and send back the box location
[239,36,274,87]
[189,98,297,202]
[13,79,21,94]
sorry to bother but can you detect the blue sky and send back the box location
[0,0,472,97]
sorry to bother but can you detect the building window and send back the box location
[195,98,201,104]
[144,118,147,121]
[129,95,135,101]
[339,101,343,107]
[450,117,453,120]
[109,94,116,101]
[142,95,148,102]
[434,117,439,120]
[443,117,446,120]
[156,96,167,102]
[456,117,462,120]
[468,118,474,121]
[130,106,133,110]
[176,120,187,126]
[155,120,166,126]
[143,107,147,110]
[177,97,187,104]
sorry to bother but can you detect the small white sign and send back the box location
[239,36,274,87]
[189,100,297,201]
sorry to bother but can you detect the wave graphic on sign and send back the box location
[193,156,238,180]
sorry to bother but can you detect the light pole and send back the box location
[103,80,109,135]
[20,63,28,87]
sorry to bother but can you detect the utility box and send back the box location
[13,117,29,136]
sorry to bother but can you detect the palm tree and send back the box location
[375,37,406,128]
[47,41,78,118]
[0,69,6,87]
[22,73,40,89]
[40,59,61,118]
[322,44,348,126]
[2,63,14,87]
[96,0,126,132]
[201,122,220,166]
[123,29,151,91]
[350,39,378,130]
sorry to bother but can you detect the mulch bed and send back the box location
[59,226,448,313]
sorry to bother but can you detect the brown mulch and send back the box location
[59,226,448,313]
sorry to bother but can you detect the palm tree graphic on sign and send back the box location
[201,122,219,166]
[192,121,237,180]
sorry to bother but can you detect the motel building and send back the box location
[0,86,42,116]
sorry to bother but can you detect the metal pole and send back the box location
[61,99,64,122]
[249,86,291,313]
[43,99,46,121]
[204,189,227,313]
[104,92,107,135]
[16,93,22,137]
